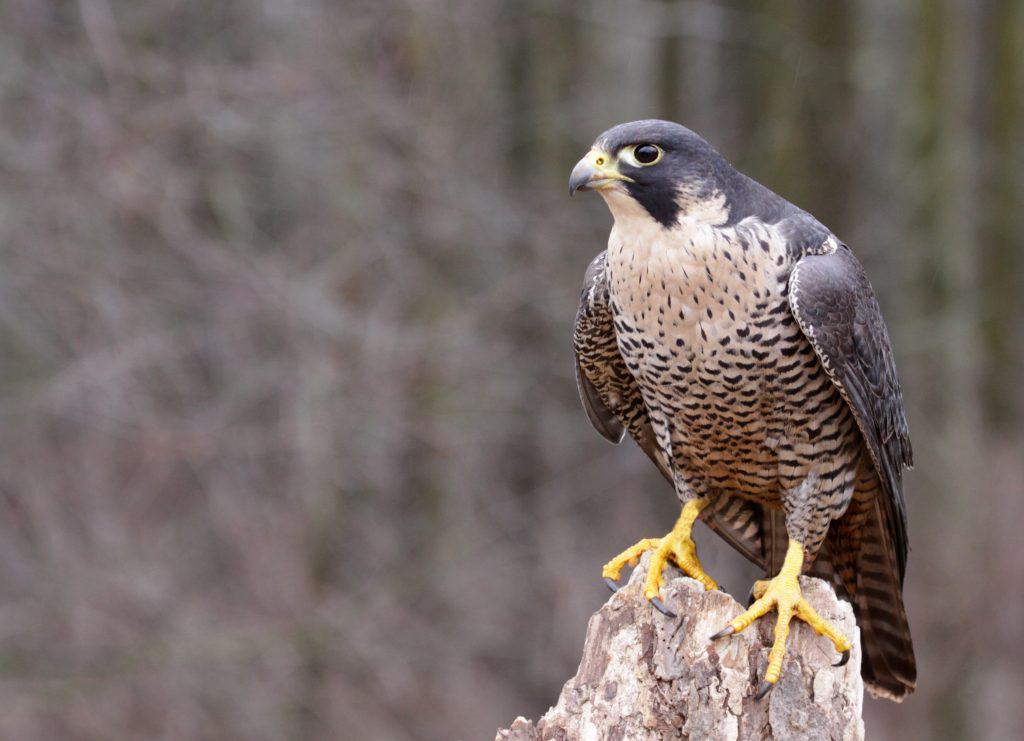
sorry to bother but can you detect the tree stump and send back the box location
[497,555,864,740]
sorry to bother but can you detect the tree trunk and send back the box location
[497,555,864,740]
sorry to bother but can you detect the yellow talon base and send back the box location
[714,540,852,692]
[601,497,718,601]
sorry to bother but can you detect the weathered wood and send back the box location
[497,555,863,740]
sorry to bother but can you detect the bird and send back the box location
[569,119,916,701]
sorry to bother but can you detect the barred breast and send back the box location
[607,215,861,552]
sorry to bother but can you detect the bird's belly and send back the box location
[607,226,849,501]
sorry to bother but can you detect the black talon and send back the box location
[833,649,851,667]
[604,577,621,593]
[709,625,735,641]
[754,680,774,700]
[746,587,757,608]
[650,597,676,618]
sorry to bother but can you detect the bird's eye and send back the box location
[633,144,662,165]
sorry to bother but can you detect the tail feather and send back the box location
[832,462,917,700]
[703,494,771,571]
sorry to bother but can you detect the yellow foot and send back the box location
[710,540,852,699]
[601,497,717,617]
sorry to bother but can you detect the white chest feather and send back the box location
[605,205,790,361]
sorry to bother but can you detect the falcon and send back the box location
[569,120,916,700]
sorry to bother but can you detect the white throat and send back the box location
[600,185,731,231]
[600,187,735,261]
[598,187,656,225]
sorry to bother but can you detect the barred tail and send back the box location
[833,463,917,700]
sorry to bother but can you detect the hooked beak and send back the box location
[569,149,633,196]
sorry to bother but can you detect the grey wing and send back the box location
[573,252,769,568]
[788,243,913,581]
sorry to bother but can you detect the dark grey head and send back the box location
[569,120,782,228]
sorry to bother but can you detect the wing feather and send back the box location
[787,243,912,582]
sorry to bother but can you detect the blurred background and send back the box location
[0,1,1021,739]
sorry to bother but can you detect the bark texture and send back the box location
[497,555,864,740]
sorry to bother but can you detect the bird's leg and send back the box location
[602,497,717,616]
[710,539,852,698]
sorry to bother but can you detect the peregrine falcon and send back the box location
[569,120,916,700]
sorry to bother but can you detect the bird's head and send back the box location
[569,119,736,228]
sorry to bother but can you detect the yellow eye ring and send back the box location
[632,143,662,166]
